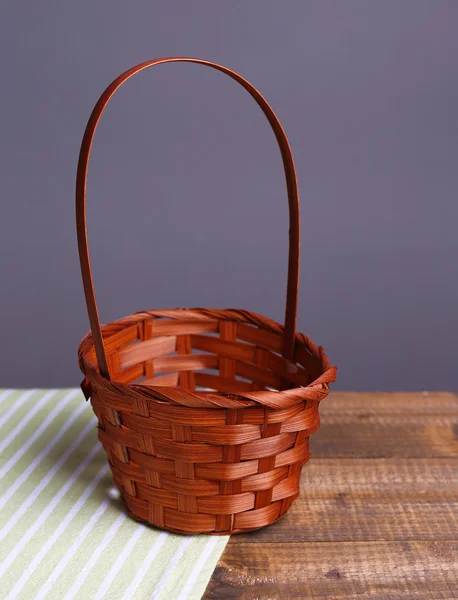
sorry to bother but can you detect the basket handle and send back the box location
[76,57,300,380]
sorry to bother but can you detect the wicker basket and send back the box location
[77,57,337,535]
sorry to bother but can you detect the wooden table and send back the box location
[204,392,458,599]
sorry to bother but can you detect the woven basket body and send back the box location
[76,58,337,535]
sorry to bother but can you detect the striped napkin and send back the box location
[0,389,229,600]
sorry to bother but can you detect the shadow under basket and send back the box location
[76,57,337,534]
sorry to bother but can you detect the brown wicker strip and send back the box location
[76,57,337,534]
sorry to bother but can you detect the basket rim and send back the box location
[78,307,337,410]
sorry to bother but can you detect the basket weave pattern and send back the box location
[79,308,335,534]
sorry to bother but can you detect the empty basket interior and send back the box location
[79,311,326,394]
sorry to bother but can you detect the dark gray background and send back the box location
[1,1,457,390]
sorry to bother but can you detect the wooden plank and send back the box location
[311,414,458,458]
[230,458,458,543]
[313,393,458,458]
[204,541,458,599]
[322,391,458,415]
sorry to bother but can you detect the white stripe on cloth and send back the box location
[121,532,168,600]
[0,416,95,540]
[62,513,127,600]
[0,390,13,408]
[34,499,110,599]
[177,536,220,600]
[0,389,76,462]
[5,463,110,600]
[151,537,194,600]
[0,389,37,429]
[92,527,145,600]
[0,442,102,580]
[0,398,89,492]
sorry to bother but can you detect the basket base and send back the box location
[120,490,300,536]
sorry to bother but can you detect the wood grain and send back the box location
[312,392,458,458]
[205,541,458,600]
[319,392,458,415]
[204,392,458,599]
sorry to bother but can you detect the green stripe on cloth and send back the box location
[0,389,228,600]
